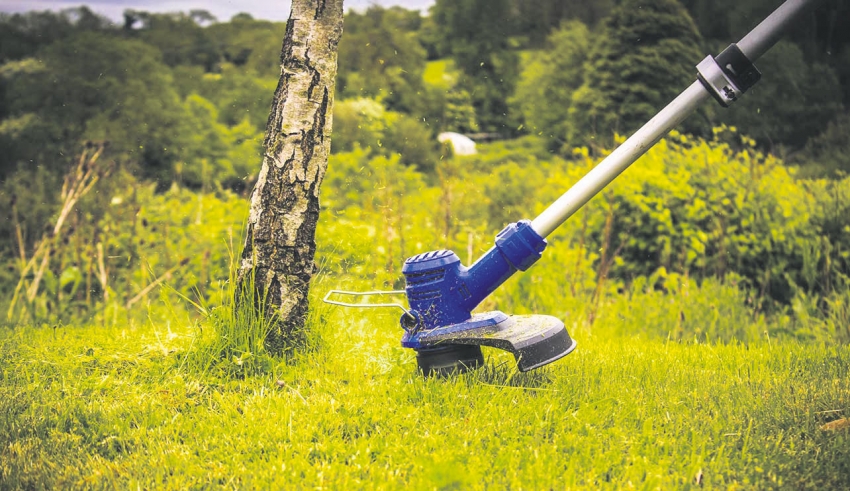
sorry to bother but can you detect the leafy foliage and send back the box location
[511,21,590,151]
[571,129,848,306]
[431,0,520,132]
[337,6,428,115]
[2,32,185,179]
[125,11,221,71]
[512,0,615,45]
[205,15,285,76]
[567,0,707,149]
[331,98,438,172]
[0,7,112,63]
[723,41,843,151]
[795,111,850,177]
[1,164,247,326]
[173,93,263,190]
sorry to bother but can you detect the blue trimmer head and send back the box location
[399,221,576,375]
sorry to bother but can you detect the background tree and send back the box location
[123,11,221,71]
[511,21,590,151]
[1,32,185,180]
[206,14,286,76]
[566,0,706,150]
[723,40,843,151]
[679,0,850,153]
[331,97,438,172]
[512,0,614,46]
[0,7,111,63]
[795,110,850,177]
[237,0,344,353]
[431,0,519,133]
[337,6,427,114]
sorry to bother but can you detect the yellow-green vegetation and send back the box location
[2,310,848,489]
[3,134,850,488]
[423,59,457,89]
[4,132,850,338]
[2,3,850,487]
[319,133,850,344]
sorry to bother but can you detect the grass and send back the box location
[1,302,849,490]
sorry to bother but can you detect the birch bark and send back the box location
[238,0,344,353]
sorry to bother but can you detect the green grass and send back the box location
[1,305,848,490]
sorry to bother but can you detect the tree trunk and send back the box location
[238,0,344,354]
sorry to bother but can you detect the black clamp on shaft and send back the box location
[696,43,761,107]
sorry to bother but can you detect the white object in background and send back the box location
[438,132,477,156]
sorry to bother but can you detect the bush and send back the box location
[331,98,439,172]
[541,129,850,309]
[2,167,247,325]
[4,126,849,344]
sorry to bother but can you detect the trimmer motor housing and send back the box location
[400,221,576,375]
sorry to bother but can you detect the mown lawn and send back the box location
[1,311,848,490]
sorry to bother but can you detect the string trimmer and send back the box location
[325,0,822,376]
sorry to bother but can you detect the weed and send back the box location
[179,259,278,379]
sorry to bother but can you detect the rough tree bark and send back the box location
[238,0,344,354]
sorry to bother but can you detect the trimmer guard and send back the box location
[407,311,577,373]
